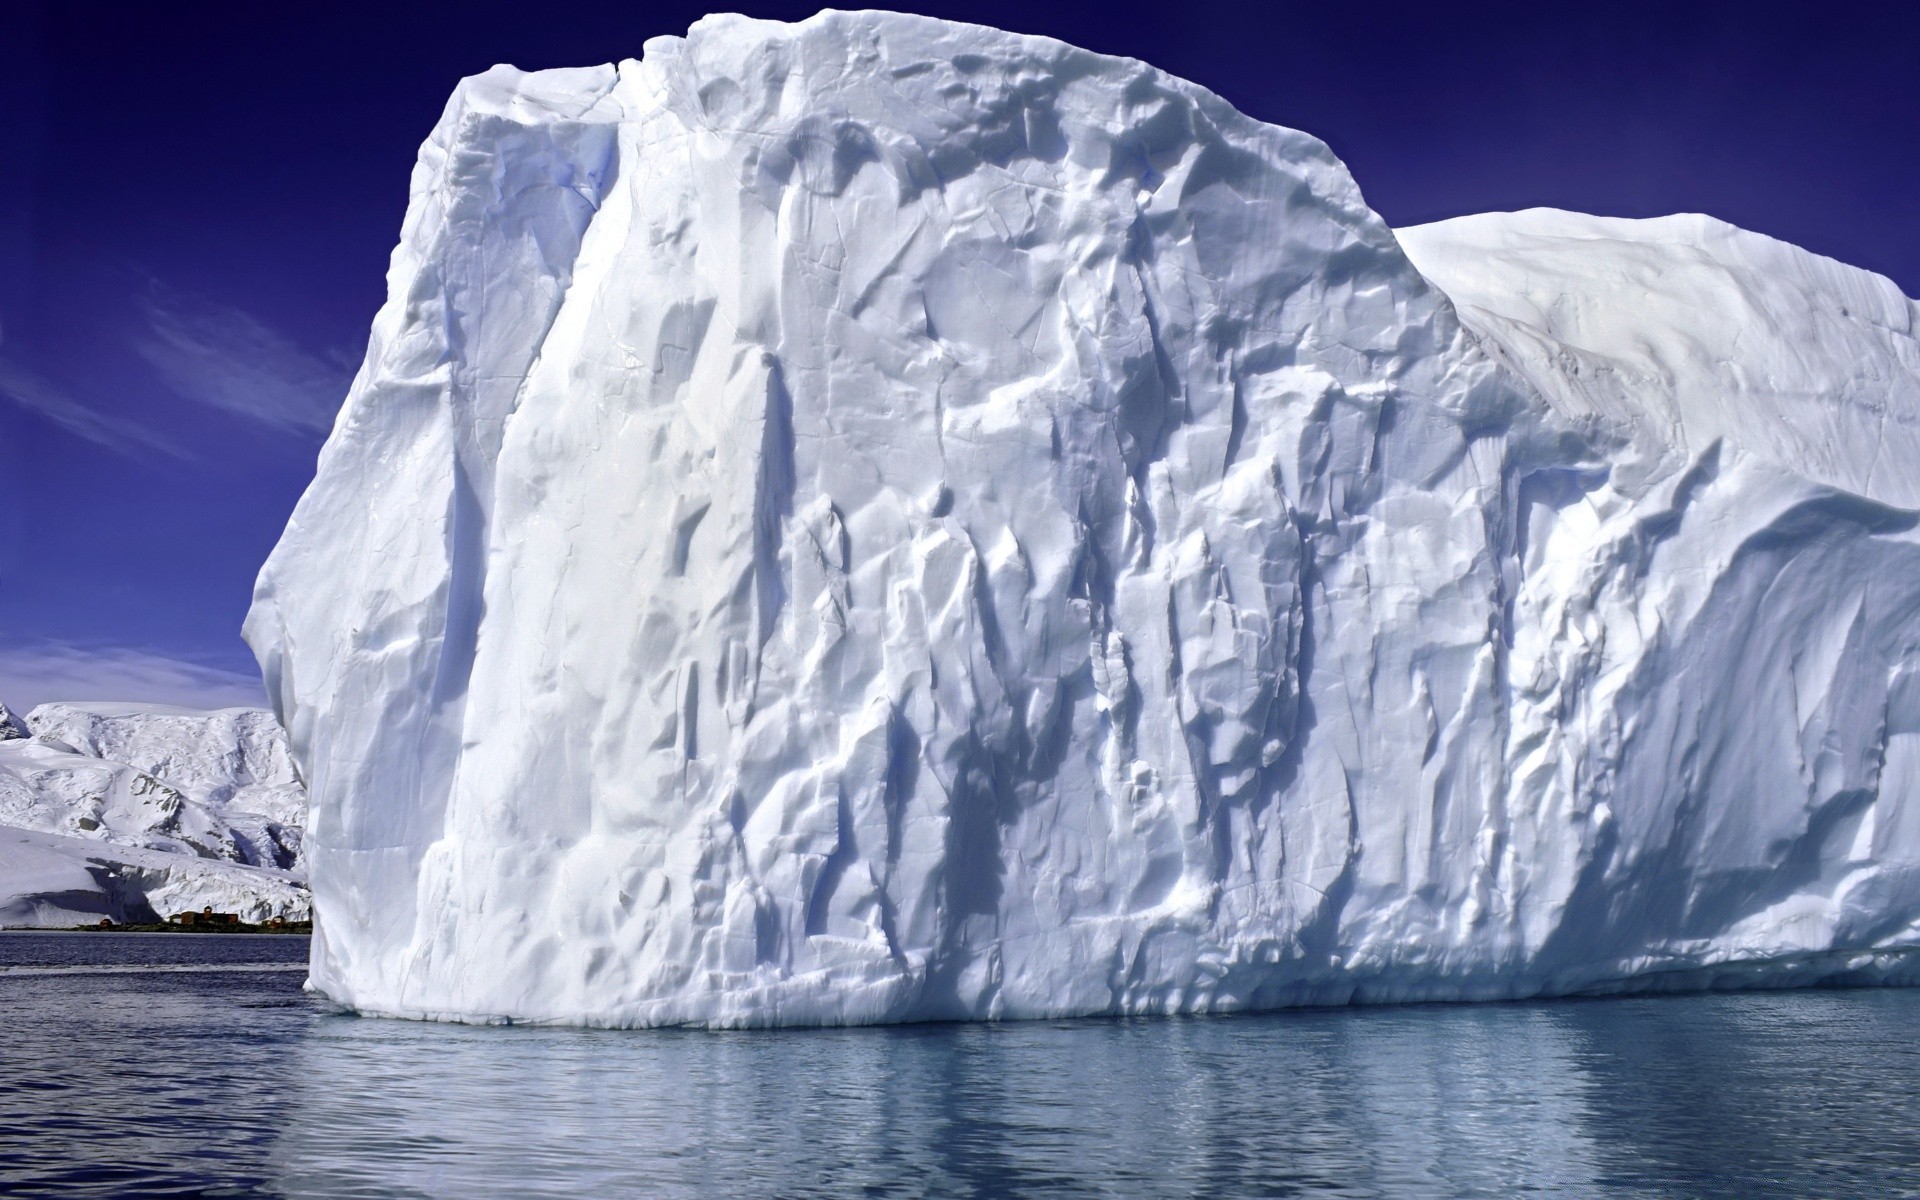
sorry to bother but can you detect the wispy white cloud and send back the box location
[0,641,266,713]
[0,353,188,460]
[135,282,355,435]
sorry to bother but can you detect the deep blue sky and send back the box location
[2,0,1916,708]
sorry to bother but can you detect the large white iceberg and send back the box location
[247,10,1920,1025]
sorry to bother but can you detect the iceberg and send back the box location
[0,702,309,926]
[247,10,1920,1026]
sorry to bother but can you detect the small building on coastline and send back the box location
[169,906,240,927]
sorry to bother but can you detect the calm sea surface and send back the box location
[4,932,1920,1197]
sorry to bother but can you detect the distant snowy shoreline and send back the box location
[0,701,308,928]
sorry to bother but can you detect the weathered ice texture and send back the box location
[0,702,309,926]
[247,11,1920,1025]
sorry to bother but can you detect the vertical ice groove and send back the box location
[253,13,1920,1026]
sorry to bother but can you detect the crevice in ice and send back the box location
[752,356,797,653]
[803,791,858,937]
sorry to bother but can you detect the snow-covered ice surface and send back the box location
[1396,210,1920,508]
[247,11,1920,1026]
[0,703,308,926]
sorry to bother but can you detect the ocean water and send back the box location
[3,932,1919,1197]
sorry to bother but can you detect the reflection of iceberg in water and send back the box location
[266,991,1920,1195]
[269,1006,1615,1197]
[1327,1008,1606,1191]
[9,946,1918,1193]
[1551,991,1920,1191]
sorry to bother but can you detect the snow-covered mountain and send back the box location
[0,702,308,927]
[246,11,1920,1026]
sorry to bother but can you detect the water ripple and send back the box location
[2,933,1919,1198]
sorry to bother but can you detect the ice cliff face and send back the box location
[247,11,1920,1026]
[0,703,308,926]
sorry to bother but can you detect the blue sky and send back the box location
[3,0,1916,709]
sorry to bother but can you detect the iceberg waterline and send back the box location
[245,10,1920,1026]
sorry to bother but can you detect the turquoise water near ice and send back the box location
[4,930,1919,1197]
